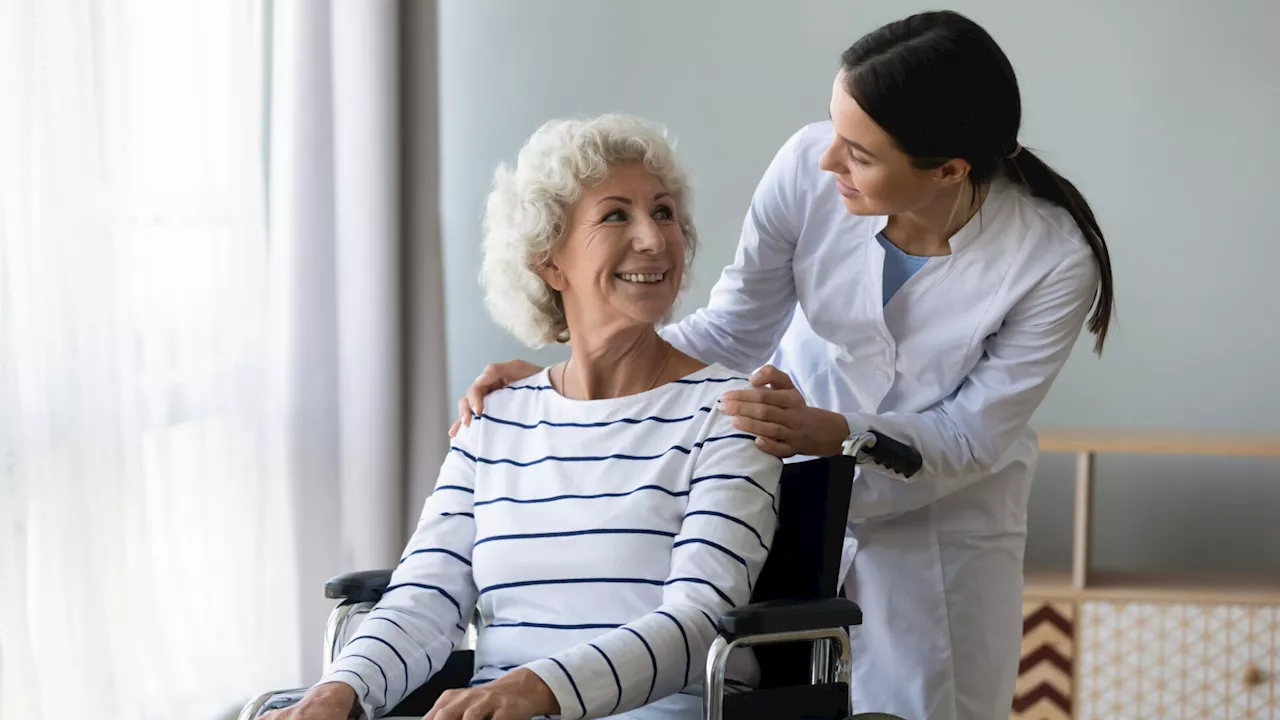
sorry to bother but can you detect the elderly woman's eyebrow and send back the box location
[595,192,673,207]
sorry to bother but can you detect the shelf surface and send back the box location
[1034,427,1280,458]
[1025,570,1280,604]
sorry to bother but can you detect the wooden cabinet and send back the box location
[1012,429,1280,720]
[1076,601,1278,719]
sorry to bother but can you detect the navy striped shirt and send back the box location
[320,364,782,719]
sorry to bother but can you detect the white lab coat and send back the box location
[661,121,1099,720]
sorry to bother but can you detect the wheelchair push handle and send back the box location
[842,430,923,478]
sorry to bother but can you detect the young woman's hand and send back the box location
[257,682,358,720]
[425,668,558,720]
[719,365,851,458]
[448,360,544,437]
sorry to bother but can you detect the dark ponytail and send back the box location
[1004,149,1114,353]
[841,10,1115,353]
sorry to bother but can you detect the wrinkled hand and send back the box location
[719,365,850,458]
[425,668,558,720]
[449,360,544,437]
[258,682,357,720]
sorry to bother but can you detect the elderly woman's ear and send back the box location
[537,262,566,293]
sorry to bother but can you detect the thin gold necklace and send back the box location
[561,341,674,400]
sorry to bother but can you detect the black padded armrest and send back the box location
[324,569,394,603]
[718,598,862,641]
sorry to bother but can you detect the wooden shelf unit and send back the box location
[1037,428,1280,459]
[1028,427,1280,605]
[1012,428,1280,719]
[1025,570,1280,605]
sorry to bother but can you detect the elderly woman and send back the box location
[265,114,782,720]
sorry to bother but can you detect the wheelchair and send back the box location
[239,431,921,720]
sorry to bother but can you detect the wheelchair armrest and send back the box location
[718,598,862,641]
[324,569,394,603]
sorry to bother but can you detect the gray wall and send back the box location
[435,0,1280,577]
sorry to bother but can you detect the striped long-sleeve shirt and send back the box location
[320,364,783,719]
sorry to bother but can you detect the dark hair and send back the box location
[840,10,1114,353]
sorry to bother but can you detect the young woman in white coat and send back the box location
[451,10,1114,720]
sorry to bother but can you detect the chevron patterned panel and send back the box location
[1011,600,1075,720]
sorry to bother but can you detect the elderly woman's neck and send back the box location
[562,329,674,400]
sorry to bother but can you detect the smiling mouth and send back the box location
[616,272,666,284]
[836,179,860,197]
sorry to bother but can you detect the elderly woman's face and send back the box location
[546,163,685,332]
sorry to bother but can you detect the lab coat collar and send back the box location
[867,176,1018,256]
[948,176,1016,254]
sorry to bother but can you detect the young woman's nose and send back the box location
[819,136,844,174]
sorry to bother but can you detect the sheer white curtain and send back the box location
[0,0,438,715]
[267,0,415,683]
[0,1,302,717]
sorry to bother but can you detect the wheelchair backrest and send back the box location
[753,455,855,604]
[747,455,856,691]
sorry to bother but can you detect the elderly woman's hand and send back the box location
[425,668,558,720]
[719,365,851,458]
[258,682,357,720]
[448,359,544,437]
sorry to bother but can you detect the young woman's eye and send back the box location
[602,208,628,222]
[652,204,674,221]
[847,147,870,166]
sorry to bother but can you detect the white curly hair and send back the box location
[480,113,698,348]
